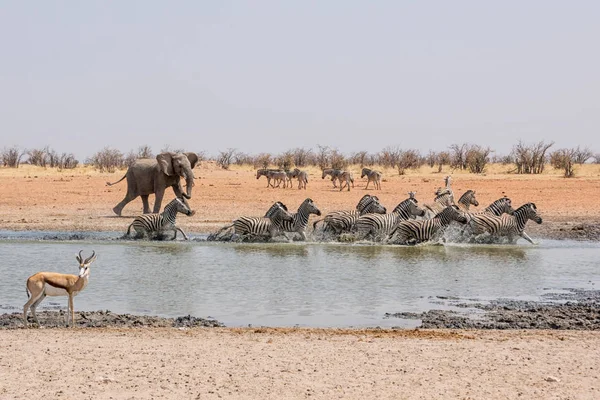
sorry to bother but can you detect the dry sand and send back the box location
[2,163,600,399]
[1,328,599,400]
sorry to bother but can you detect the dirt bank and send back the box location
[1,163,600,240]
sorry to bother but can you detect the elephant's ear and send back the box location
[185,152,199,169]
[157,152,175,176]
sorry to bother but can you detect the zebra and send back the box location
[467,202,542,244]
[469,197,515,217]
[322,169,342,188]
[291,168,309,189]
[337,171,355,191]
[265,198,321,240]
[126,197,193,240]
[210,202,295,242]
[386,205,469,245]
[353,195,426,241]
[312,194,387,235]
[423,191,455,219]
[256,169,284,188]
[455,190,479,212]
[361,168,382,190]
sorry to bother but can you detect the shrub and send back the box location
[88,147,125,172]
[1,146,25,168]
[512,140,553,174]
[550,148,577,178]
[397,149,422,175]
[465,145,492,174]
[217,148,236,170]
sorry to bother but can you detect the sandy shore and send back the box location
[1,327,599,399]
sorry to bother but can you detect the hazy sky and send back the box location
[1,1,599,160]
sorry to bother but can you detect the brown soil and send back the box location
[1,163,600,239]
[1,327,598,399]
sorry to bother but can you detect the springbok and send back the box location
[23,250,96,327]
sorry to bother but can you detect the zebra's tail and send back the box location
[126,222,134,237]
[106,174,127,186]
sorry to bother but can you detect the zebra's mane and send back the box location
[392,198,416,213]
[458,190,475,203]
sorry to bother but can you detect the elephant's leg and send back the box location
[113,192,139,216]
[140,195,151,214]
[153,189,166,213]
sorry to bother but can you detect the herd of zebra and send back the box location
[208,176,543,245]
[256,167,382,191]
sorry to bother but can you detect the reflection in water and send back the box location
[0,240,598,328]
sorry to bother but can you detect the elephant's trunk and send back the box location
[183,169,195,199]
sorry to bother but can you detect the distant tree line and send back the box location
[1,141,598,178]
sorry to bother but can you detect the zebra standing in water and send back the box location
[291,168,309,189]
[210,202,294,241]
[455,190,479,211]
[353,194,425,241]
[265,198,321,240]
[423,191,455,219]
[312,194,387,235]
[361,168,382,190]
[386,205,469,245]
[126,197,193,240]
[467,202,542,244]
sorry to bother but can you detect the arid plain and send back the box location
[1,162,600,399]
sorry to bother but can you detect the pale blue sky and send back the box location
[1,1,598,160]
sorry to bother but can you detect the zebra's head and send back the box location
[459,190,479,207]
[321,169,328,179]
[271,203,295,222]
[362,197,386,214]
[302,198,322,216]
[360,168,370,178]
[256,169,265,179]
[264,201,288,218]
[174,197,194,216]
[436,205,469,224]
[408,191,417,202]
[393,198,426,217]
[519,202,543,224]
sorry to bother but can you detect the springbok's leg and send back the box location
[23,290,45,327]
[68,293,74,327]
[30,293,46,326]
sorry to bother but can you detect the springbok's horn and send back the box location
[84,250,96,264]
[76,250,83,263]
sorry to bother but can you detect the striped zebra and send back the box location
[126,197,193,240]
[467,202,542,244]
[322,169,342,188]
[353,195,426,241]
[456,190,479,211]
[470,197,515,217]
[423,191,455,219]
[291,168,309,189]
[386,205,469,245]
[361,168,382,190]
[256,169,284,188]
[313,194,386,235]
[227,202,295,241]
[338,171,355,191]
[265,198,321,240]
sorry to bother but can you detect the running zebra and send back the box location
[423,191,455,219]
[223,202,295,241]
[353,194,426,241]
[469,197,515,217]
[126,197,193,240]
[265,198,321,240]
[322,169,342,188]
[313,194,386,235]
[386,205,469,245]
[467,202,542,244]
[456,190,479,211]
[291,168,309,189]
[361,168,382,190]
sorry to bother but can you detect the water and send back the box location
[1,234,599,328]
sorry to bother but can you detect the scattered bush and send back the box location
[573,146,593,165]
[512,140,553,174]
[291,148,313,167]
[465,145,492,174]
[397,149,422,175]
[1,146,25,168]
[550,148,577,178]
[88,147,125,172]
[436,151,451,173]
[217,148,236,170]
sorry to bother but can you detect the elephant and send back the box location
[107,152,199,216]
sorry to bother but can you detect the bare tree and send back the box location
[27,147,49,167]
[329,148,347,170]
[397,149,422,175]
[291,148,313,167]
[550,148,577,177]
[57,153,78,170]
[349,151,369,167]
[449,143,468,170]
[217,148,236,170]
[436,151,451,173]
[512,140,553,174]
[378,146,401,168]
[573,146,593,165]
[137,145,154,159]
[88,147,125,172]
[315,145,330,170]
[426,150,437,168]
[593,154,600,164]
[465,145,492,174]
[1,146,25,168]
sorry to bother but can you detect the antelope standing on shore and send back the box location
[23,250,96,327]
